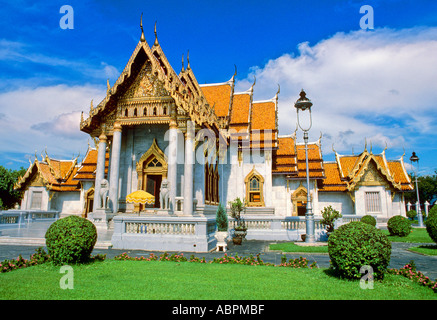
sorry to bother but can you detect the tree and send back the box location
[0,165,26,210]
[404,171,437,205]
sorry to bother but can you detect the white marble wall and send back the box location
[318,191,355,215]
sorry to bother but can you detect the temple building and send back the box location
[15,21,413,251]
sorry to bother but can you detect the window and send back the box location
[249,177,261,203]
[204,162,219,205]
[30,191,42,209]
[147,158,162,168]
[245,169,264,207]
[365,191,381,213]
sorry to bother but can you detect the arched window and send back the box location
[163,106,167,115]
[143,107,147,116]
[153,107,157,116]
[245,168,264,207]
[124,108,128,117]
[133,108,137,116]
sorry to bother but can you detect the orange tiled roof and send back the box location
[273,136,324,178]
[251,101,276,131]
[387,160,414,191]
[73,147,110,181]
[200,84,233,118]
[317,162,347,192]
[320,149,413,192]
[15,156,80,192]
[230,93,250,125]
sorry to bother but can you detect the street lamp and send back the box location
[409,152,424,227]
[294,89,315,243]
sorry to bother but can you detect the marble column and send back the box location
[93,131,107,212]
[184,121,195,215]
[167,109,178,211]
[109,122,122,213]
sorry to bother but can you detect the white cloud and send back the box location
[235,26,437,158]
[0,84,105,160]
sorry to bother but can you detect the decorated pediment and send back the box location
[121,62,168,100]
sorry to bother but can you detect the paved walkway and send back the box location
[1,221,436,280]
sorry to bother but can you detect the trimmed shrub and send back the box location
[387,215,411,237]
[45,215,97,265]
[425,214,437,244]
[360,215,377,227]
[320,205,342,233]
[406,210,417,220]
[328,221,391,280]
[429,205,437,219]
[216,203,228,231]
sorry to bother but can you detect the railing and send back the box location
[0,210,60,228]
[125,222,196,235]
[112,214,217,252]
[0,211,31,227]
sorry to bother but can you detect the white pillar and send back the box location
[109,122,122,213]
[184,121,195,215]
[93,132,107,211]
[168,113,178,211]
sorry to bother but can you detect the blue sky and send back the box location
[0,0,436,176]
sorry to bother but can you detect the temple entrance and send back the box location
[291,182,312,217]
[297,201,306,216]
[136,139,168,211]
[145,174,162,208]
[83,188,94,218]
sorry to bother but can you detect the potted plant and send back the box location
[215,203,229,251]
[320,205,342,237]
[228,197,247,245]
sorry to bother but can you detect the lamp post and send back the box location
[294,89,315,243]
[409,152,424,227]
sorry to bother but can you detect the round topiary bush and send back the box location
[45,215,97,265]
[360,215,377,227]
[387,215,411,237]
[328,221,391,280]
[406,210,417,220]
[425,214,437,244]
[429,205,437,219]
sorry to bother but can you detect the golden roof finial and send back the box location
[181,53,185,72]
[364,138,367,152]
[154,21,159,46]
[107,79,111,94]
[187,50,191,70]
[140,13,145,42]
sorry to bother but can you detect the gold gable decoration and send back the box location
[80,24,221,137]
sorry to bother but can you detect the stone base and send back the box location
[111,214,217,252]
[89,208,115,230]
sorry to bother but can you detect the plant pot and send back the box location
[215,231,228,243]
[234,230,247,238]
[301,234,306,242]
[232,236,243,245]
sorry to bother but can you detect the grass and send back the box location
[408,245,437,256]
[1,260,436,300]
[382,228,434,243]
[269,228,436,255]
[269,242,328,253]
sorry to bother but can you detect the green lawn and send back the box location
[408,245,437,256]
[269,228,436,255]
[269,242,328,253]
[382,228,434,243]
[1,260,436,300]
